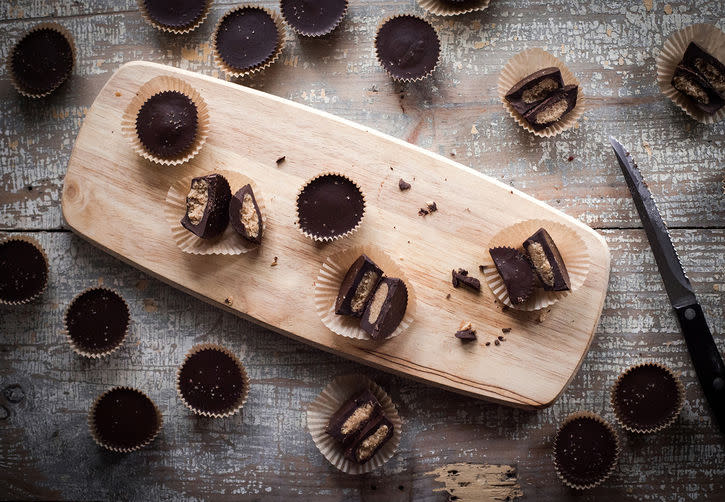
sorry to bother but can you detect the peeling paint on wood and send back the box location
[429,463,523,501]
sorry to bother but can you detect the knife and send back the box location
[610,136,725,433]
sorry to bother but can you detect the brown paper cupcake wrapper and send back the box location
[212,5,286,78]
[416,0,491,16]
[374,14,440,83]
[121,75,210,166]
[306,374,402,474]
[498,48,586,137]
[280,0,348,37]
[176,343,250,418]
[88,386,163,453]
[610,362,684,434]
[314,245,417,341]
[553,411,620,490]
[165,169,268,255]
[8,22,76,98]
[294,172,366,243]
[62,286,131,358]
[137,0,212,35]
[656,24,725,124]
[0,235,49,305]
[481,219,590,311]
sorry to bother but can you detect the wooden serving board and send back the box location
[62,61,610,409]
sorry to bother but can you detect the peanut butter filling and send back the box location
[535,98,568,124]
[186,179,209,225]
[366,282,389,324]
[340,402,373,435]
[694,58,725,94]
[356,424,390,462]
[528,242,554,287]
[521,78,558,103]
[240,193,260,238]
[350,271,380,313]
[673,75,709,104]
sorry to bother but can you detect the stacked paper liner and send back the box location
[481,219,590,311]
[374,15,440,83]
[610,362,684,434]
[8,22,76,98]
[314,245,416,340]
[280,0,348,37]
[165,169,267,255]
[176,343,250,418]
[498,48,585,137]
[306,375,402,474]
[416,0,491,16]
[121,75,210,166]
[656,24,725,124]
[63,287,131,358]
[0,235,49,305]
[137,0,212,35]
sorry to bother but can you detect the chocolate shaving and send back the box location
[451,269,481,292]
[455,329,477,341]
[426,201,437,212]
[502,328,511,333]
[495,339,501,346]
[271,256,278,267]
[276,156,286,165]
[418,208,429,216]
[399,179,411,191]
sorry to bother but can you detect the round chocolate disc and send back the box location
[178,348,246,414]
[280,0,347,36]
[0,240,48,303]
[296,174,365,239]
[135,90,198,159]
[613,364,681,430]
[375,16,440,80]
[215,7,279,72]
[554,416,618,487]
[91,388,160,450]
[66,289,129,355]
[11,27,73,96]
[142,0,208,29]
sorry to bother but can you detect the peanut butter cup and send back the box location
[296,173,365,241]
[325,389,382,444]
[89,387,162,452]
[64,288,130,357]
[375,15,440,82]
[136,90,198,159]
[139,0,210,33]
[335,255,383,317]
[0,237,49,305]
[9,24,74,98]
[360,277,408,340]
[280,0,348,37]
[229,184,263,244]
[181,173,232,240]
[523,228,570,291]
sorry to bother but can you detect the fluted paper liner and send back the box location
[656,24,725,124]
[176,343,250,418]
[63,287,131,358]
[610,362,684,434]
[374,14,440,83]
[553,411,620,490]
[121,75,210,166]
[280,0,348,37]
[416,0,491,16]
[8,22,76,98]
[481,219,590,311]
[212,5,286,78]
[137,0,212,35]
[0,235,49,305]
[314,245,416,340]
[498,48,585,137]
[165,169,267,255]
[88,386,163,453]
[307,375,402,474]
[295,172,366,243]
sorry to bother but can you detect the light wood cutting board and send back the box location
[62,61,610,409]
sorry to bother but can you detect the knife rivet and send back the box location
[714,377,724,391]
[684,308,696,320]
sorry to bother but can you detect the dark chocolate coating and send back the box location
[682,42,725,95]
[344,414,394,464]
[360,277,408,340]
[181,173,231,239]
[523,227,570,291]
[0,240,48,303]
[522,84,578,130]
[143,0,207,28]
[451,268,480,292]
[296,174,365,238]
[216,7,279,71]
[455,329,477,341]
[613,365,680,429]
[229,184,263,244]
[178,348,245,414]
[375,16,440,80]
[554,416,617,487]
[489,247,535,305]
[91,388,160,450]
[505,67,564,115]
[325,389,382,444]
[335,254,383,316]
[671,64,724,115]
[280,0,347,36]
[136,91,198,158]
[11,28,73,96]
[66,289,129,354]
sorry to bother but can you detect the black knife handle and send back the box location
[675,303,725,433]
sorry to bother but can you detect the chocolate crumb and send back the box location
[114,91,122,97]
[271,256,278,266]
[276,156,286,165]
[426,201,437,212]
[567,155,574,161]
[446,293,451,299]
[27,185,33,191]
[455,329,477,341]
[502,305,510,312]
[478,265,486,273]
[537,308,551,323]
[497,335,504,341]
[224,297,233,306]
[502,328,511,333]
[451,269,481,292]
[485,341,491,346]
[495,339,500,346]
[389,166,393,171]
[399,178,411,191]
[418,208,429,216]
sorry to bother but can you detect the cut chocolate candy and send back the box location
[682,42,725,95]
[344,414,394,464]
[489,247,535,305]
[361,277,408,340]
[335,255,383,317]
[523,228,570,291]
[325,389,382,444]
[451,268,480,292]
[181,173,231,239]
[671,64,724,115]
[229,184,263,244]
[505,67,564,115]
[398,178,411,190]
[455,328,477,341]
[523,84,578,130]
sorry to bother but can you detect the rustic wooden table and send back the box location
[1,1,724,500]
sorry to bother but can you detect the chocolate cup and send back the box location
[374,15,440,83]
[280,0,348,37]
[63,287,131,358]
[671,64,724,115]
[0,236,49,305]
[137,0,212,34]
[505,67,564,115]
[334,254,384,317]
[180,173,232,240]
[360,277,408,340]
[229,184,264,244]
[416,0,491,16]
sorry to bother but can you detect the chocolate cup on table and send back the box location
[504,67,564,116]
[137,0,212,34]
[374,15,440,83]
[416,0,491,17]
[488,247,535,306]
[280,0,348,37]
[0,236,49,305]
[64,287,130,358]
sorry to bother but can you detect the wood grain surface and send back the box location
[1,0,724,500]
